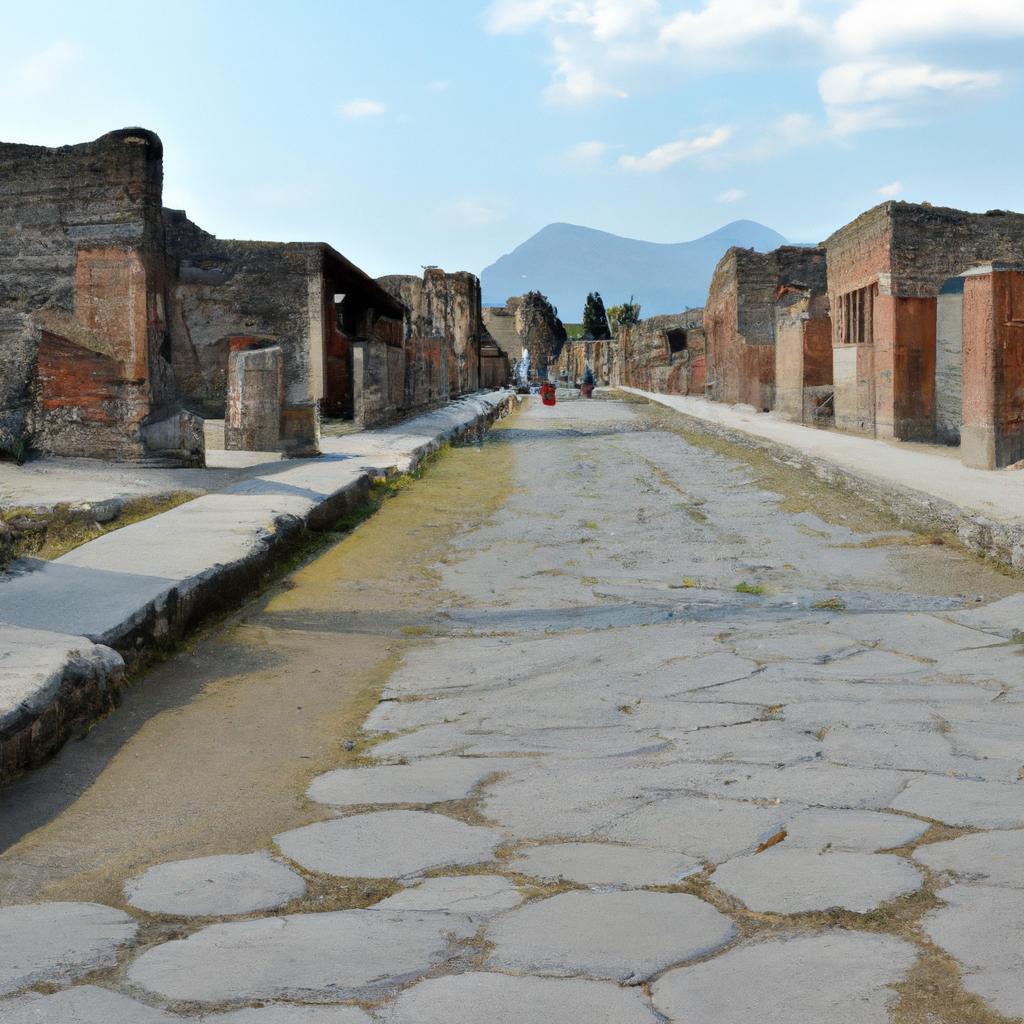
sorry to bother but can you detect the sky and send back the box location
[3,1,1024,279]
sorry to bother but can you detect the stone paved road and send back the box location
[2,397,1024,1023]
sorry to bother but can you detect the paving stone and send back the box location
[125,853,306,917]
[0,986,178,1023]
[307,757,505,807]
[383,972,660,1024]
[486,890,736,981]
[949,593,1024,638]
[699,763,909,810]
[833,612,1004,658]
[890,776,1024,828]
[604,794,796,863]
[509,842,699,887]
[373,874,523,921]
[783,808,930,852]
[370,722,663,760]
[923,883,1024,1017]
[627,700,765,734]
[127,908,458,1003]
[651,931,918,1024]
[481,759,744,841]
[712,849,922,913]
[820,724,967,774]
[673,720,823,765]
[624,651,760,698]
[203,1006,373,1023]
[730,631,866,664]
[0,902,137,996]
[274,811,501,879]
[914,829,1024,887]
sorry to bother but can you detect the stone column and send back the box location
[961,264,1024,469]
[225,343,284,451]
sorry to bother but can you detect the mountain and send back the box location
[480,220,790,318]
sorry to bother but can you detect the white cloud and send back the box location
[563,140,610,163]
[339,98,386,118]
[484,0,564,34]
[819,60,1001,134]
[544,35,628,104]
[485,0,658,38]
[836,0,1024,53]
[619,125,732,172]
[660,0,820,52]
[5,40,80,99]
[878,181,903,197]
[718,188,747,202]
[432,197,510,229]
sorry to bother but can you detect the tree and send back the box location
[608,296,641,329]
[582,292,611,340]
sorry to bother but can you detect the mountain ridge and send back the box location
[480,219,790,318]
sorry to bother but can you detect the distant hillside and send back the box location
[480,220,790,318]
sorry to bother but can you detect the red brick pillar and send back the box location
[961,264,1024,469]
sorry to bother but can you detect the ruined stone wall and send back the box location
[0,313,38,459]
[774,290,832,423]
[826,202,1024,442]
[961,266,1024,468]
[705,246,826,410]
[615,311,706,396]
[163,211,319,418]
[378,268,483,410]
[0,129,198,462]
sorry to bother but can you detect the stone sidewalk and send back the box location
[623,387,1024,572]
[0,392,514,783]
[1,397,1023,1022]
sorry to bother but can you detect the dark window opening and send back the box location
[666,329,688,354]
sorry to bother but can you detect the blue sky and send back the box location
[3,1,1024,279]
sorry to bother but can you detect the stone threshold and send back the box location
[0,392,516,785]
[623,388,1024,574]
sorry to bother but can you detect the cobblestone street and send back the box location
[2,396,1023,1023]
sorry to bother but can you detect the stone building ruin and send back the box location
[825,202,1024,464]
[704,246,829,413]
[0,127,501,465]
[0,129,202,465]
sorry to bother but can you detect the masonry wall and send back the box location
[826,202,1024,442]
[935,280,965,444]
[615,311,706,396]
[0,129,199,463]
[961,267,1024,468]
[378,269,483,410]
[775,289,832,424]
[163,211,319,419]
[706,246,827,411]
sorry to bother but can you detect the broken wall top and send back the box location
[707,245,826,345]
[164,209,405,318]
[826,201,1024,297]
[0,128,165,313]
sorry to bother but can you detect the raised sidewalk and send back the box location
[0,392,514,783]
[625,388,1024,573]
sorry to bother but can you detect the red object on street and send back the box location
[539,381,556,406]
